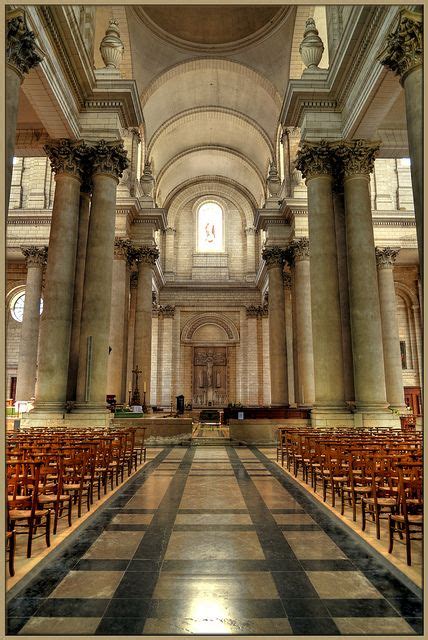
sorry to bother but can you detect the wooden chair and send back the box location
[340,452,372,521]
[361,455,398,539]
[7,461,51,558]
[388,462,423,565]
[37,454,72,534]
[63,448,91,517]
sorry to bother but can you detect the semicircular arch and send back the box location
[181,313,240,344]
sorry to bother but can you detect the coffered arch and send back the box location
[181,313,240,344]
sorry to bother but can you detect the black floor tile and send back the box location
[126,559,163,572]
[7,597,45,619]
[363,571,421,599]
[300,559,355,571]
[34,598,110,617]
[387,596,423,618]
[289,617,341,635]
[272,571,319,599]
[103,598,152,618]
[278,524,321,531]
[105,523,149,531]
[405,617,424,634]
[282,598,330,618]
[73,558,130,571]
[113,571,159,598]
[7,617,30,635]
[323,598,401,617]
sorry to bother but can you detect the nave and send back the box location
[7,445,422,636]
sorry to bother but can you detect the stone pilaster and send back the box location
[133,246,159,407]
[33,140,89,413]
[283,272,296,406]
[262,246,288,406]
[288,238,315,406]
[106,239,132,403]
[126,270,138,399]
[380,9,423,263]
[75,140,129,411]
[245,227,257,278]
[6,11,43,209]
[245,307,259,405]
[296,142,346,415]
[15,246,47,402]
[376,247,406,410]
[164,227,176,277]
[337,140,388,413]
[158,304,175,406]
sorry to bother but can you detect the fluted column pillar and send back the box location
[376,248,406,410]
[380,9,423,263]
[133,246,159,407]
[262,247,288,406]
[67,183,91,401]
[75,140,129,411]
[15,247,47,402]
[245,227,256,278]
[283,273,296,406]
[289,238,315,406]
[338,140,388,412]
[6,11,42,210]
[106,239,132,403]
[126,272,138,399]
[33,140,88,413]
[296,142,346,413]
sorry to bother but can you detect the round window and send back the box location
[10,291,43,322]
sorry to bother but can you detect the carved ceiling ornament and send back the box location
[44,139,89,180]
[262,246,285,269]
[90,139,129,180]
[334,139,380,177]
[380,9,423,83]
[295,140,333,180]
[21,245,48,267]
[7,12,43,76]
[375,246,400,269]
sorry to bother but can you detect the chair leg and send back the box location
[27,519,34,558]
[388,516,394,553]
[45,510,51,548]
[53,502,59,535]
[375,507,381,540]
[8,532,15,577]
[405,524,412,566]
[352,494,357,522]
[68,499,72,527]
[362,502,366,531]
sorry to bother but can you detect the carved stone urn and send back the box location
[140,160,155,197]
[299,17,324,69]
[100,19,124,69]
[267,161,281,197]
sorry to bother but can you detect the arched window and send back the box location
[197,201,223,252]
[10,289,43,323]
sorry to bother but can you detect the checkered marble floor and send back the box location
[7,445,423,636]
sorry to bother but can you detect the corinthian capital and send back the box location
[295,140,333,180]
[159,304,175,318]
[335,139,380,177]
[44,139,89,180]
[7,11,43,77]
[262,246,285,269]
[21,245,48,267]
[135,245,159,266]
[90,139,129,180]
[380,9,422,83]
[290,237,310,262]
[375,247,400,269]
[114,238,132,259]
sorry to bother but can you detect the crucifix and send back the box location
[131,365,142,406]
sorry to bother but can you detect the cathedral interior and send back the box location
[5,4,423,637]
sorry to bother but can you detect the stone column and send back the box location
[6,11,42,210]
[380,9,423,263]
[289,239,315,406]
[106,239,132,404]
[159,306,175,406]
[283,273,296,406]
[245,227,256,278]
[337,140,388,412]
[296,142,346,413]
[376,248,406,410]
[261,310,271,406]
[133,246,159,406]
[262,247,288,406]
[15,247,47,401]
[126,271,138,400]
[33,140,88,413]
[150,305,159,405]
[67,183,91,401]
[75,140,129,411]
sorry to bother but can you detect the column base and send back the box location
[352,411,401,429]
[73,402,110,414]
[30,401,66,414]
[310,408,354,429]
[21,411,112,429]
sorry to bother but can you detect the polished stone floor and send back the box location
[7,445,423,636]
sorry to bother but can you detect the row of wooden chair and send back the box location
[276,426,422,565]
[6,426,147,576]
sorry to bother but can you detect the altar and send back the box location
[192,346,228,407]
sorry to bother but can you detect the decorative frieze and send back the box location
[21,245,48,267]
[295,140,333,180]
[7,12,43,77]
[90,139,129,180]
[375,247,400,269]
[334,139,380,177]
[380,9,423,83]
[262,246,285,269]
[44,139,89,180]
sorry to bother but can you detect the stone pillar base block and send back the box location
[355,411,401,429]
[310,410,354,429]
[354,402,389,413]
[30,402,66,414]
[21,412,112,429]
[73,402,110,414]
